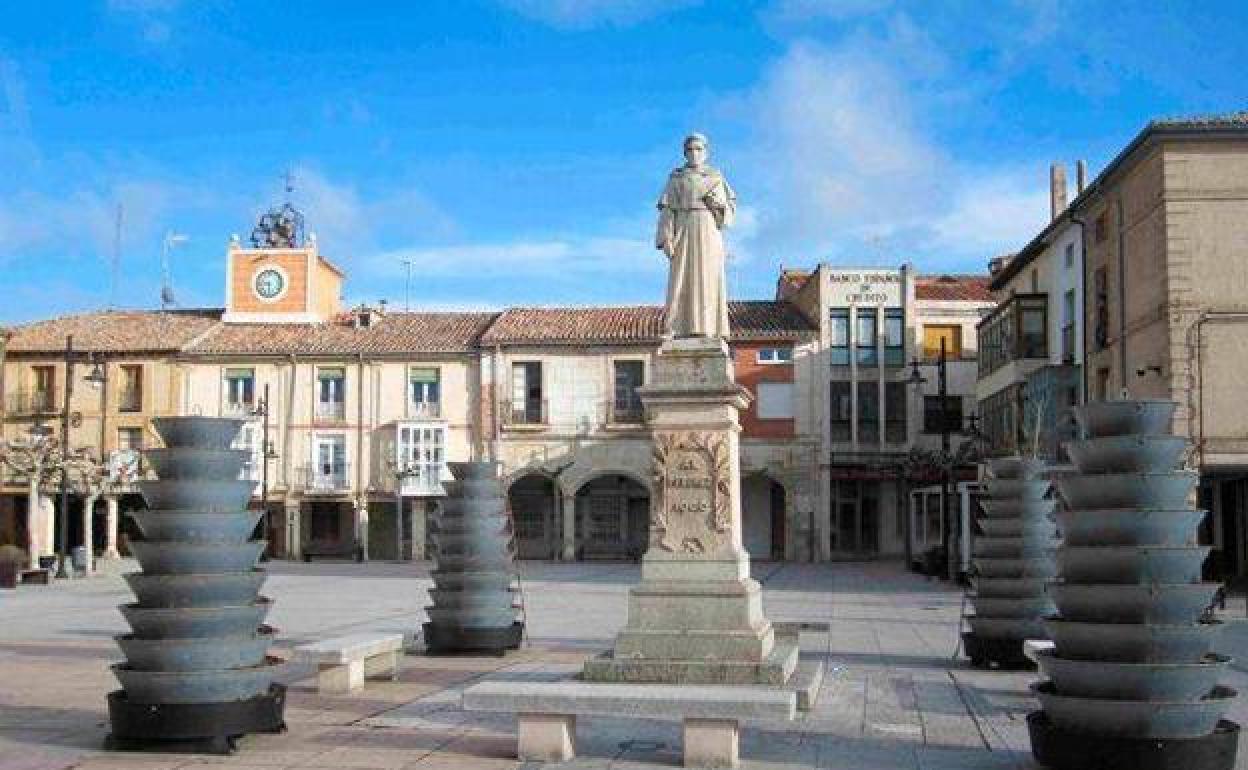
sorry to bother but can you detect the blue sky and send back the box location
[1,1,1245,322]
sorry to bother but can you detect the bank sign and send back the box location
[826,269,903,306]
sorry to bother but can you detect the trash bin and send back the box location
[71,546,88,574]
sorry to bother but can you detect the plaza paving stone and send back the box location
[2,559,1247,768]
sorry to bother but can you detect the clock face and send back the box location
[254,268,285,299]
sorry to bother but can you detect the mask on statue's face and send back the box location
[683,139,708,168]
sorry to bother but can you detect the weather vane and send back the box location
[249,169,306,248]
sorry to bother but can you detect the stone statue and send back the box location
[655,133,736,339]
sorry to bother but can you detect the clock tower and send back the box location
[222,204,344,324]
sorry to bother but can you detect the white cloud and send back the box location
[929,171,1050,257]
[498,0,701,29]
[731,32,1052,272]
[272,166,458,262]
[363,234,660,281]
[739,40,947,256]
[0,180,181,261]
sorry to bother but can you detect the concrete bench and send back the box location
[294,633,404,695]
[19,569,51,585]
[463,680,796,768]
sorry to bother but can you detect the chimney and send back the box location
[1050,163,1067,221]
[1076,159,1087,195]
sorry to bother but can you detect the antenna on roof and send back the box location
[110,203,123,310]
[402,258,414,311]
[160,230,190,311]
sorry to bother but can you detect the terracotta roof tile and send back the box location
[480,301,814,345]
[187,312,499,355]
[5,309,222,354]
[915,274,995,302]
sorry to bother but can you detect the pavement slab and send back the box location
[3,559,1248,768]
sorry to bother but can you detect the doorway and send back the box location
[829,479,879,558]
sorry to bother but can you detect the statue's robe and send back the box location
[655,164,735,339]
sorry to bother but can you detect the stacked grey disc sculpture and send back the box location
[964,456,1058,668]
[1029,399,1239,770]
[423,461,524,653]
[107,416,284,753]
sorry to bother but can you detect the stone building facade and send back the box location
[979,113,1248,582]
[478,304,818,562]
[0,310,220,563]
[779,265,995,561]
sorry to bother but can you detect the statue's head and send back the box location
[683,133,709,168]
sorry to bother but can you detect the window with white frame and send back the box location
[756,382,795,419]
[224,368,255,415]
[316,367,346,420]
[756,347,793,364]
[398,424,446,495]
[408,367,441,418]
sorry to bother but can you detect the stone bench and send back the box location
[19,569,51,586]
[294,633,404,695]
[1023,638,1055,665]
[463,680,796,768]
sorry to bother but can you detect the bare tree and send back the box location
[0,435,101,563]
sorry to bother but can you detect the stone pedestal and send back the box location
[582,338,797,686]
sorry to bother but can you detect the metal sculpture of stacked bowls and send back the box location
[1029,400,1239,770]
[964,456,1058,669]
[423,461,524,653]
[106,416,284,754]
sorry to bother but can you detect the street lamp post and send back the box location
[54,336,108,578]
[908,336,956,581]
[251,384,276,558]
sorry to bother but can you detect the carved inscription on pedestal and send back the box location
[652,431,731,554]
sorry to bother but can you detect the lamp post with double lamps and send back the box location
[907,336,975,582]
[54,335,108,578]
[250,384,279,558]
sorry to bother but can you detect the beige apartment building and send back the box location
[478,303,819,562]
[0,310,220,563]
[1077,114,1248,582]
[981,113,1248,581]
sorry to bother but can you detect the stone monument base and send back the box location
[580,337,800,687]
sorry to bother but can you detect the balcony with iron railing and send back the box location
[222,399,255,418]
[299,462,352,494]
[315,399,346,422]
[408,400,442,419]
[7,388,60,415]
[501,399,548,430]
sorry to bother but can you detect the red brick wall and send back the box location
[733,342,795,439]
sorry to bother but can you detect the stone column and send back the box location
[103,496,121,559]
[285,500,302,560]
[355,499,370,561]
[81,494,98,573]
[411,499,427,560]
[560,490,577,561]
[581,338,797,686]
